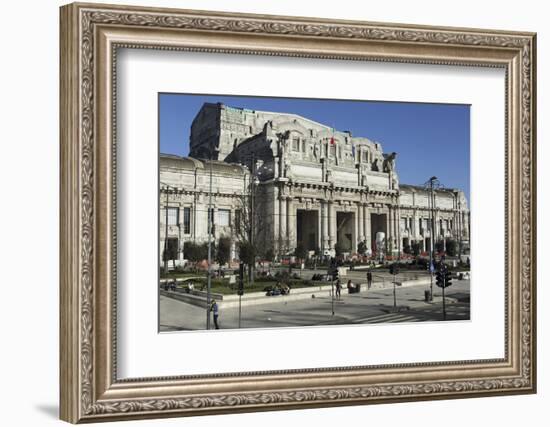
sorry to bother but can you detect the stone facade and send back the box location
[161,102,470,264]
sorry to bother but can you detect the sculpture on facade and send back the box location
[383,152,397,173]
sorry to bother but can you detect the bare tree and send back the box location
[233,174,269,283]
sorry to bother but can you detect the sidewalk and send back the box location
[159,279,471,331]
[160,275,436,309]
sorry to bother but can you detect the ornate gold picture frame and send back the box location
[60,2,536,423]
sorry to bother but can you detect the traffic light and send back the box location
[238,262,244,296]
[435,269,444,288]
[444,269,453,288]
[389,263,399,275]
[328,258,339,280]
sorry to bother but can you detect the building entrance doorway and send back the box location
[336,212,355,253]
[296,210,319,251]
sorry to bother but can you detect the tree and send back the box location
[184,242,208,264]
[264,247,275,263]
[295,242,308,262]
[216,236,231,268]
[445,239,459,257]
[411,241,421,256]
[163,238,179,270]
[261,246,275,275]
[238,241,257,281]
[233,176,269,283]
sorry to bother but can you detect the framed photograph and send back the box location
[60,2,536,423]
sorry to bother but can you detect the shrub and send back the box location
[445,239,459,257]
[216,236,231,266]
[184,242,208,263]
[238,241,256,266]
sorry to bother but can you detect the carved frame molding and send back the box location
[60,2,536,423]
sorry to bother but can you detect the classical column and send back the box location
[287,197,294,251]
[358,202,364,242]
[321,200,329,253]
[178,205,185,261]
[279,142,286,178]
[463,212,469,240]
[393,206,399,250]
[274,157,279,179]
[279,196,287,253]
[386,206,392,253]
[353,205,359,253]
[434,208,441,246]
[192,195,198,241]
[328,201,336,251]
[316,205,323,253]
[396,201,402,254]
[272,187,280,250]
[364,205,371,251]
[453,210,460,242]
[213,206,218,240]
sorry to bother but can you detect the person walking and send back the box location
[335,279,341,300]
[367,270,373,290]
[210,299,220,329]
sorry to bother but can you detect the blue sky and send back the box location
[159,93,470,198]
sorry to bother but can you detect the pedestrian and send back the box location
[335,279,341,300]
[367,270,373,290]
[210,299,220,329]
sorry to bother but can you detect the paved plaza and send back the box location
[160,278,470,332]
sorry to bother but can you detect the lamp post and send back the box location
[424,176,440,301]
[206,144,218,330]
[249,154,255,285]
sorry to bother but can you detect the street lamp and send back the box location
[206,144,219,330]
[424,176,442,301]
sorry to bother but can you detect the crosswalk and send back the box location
[355,312,424,324]
[354,303,470,324]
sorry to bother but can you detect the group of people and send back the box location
[162,279,177,291]
[265,281,291,296]
[333,271,374,299]
[207,271,375,330]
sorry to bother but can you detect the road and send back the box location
[160,279,470,332]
